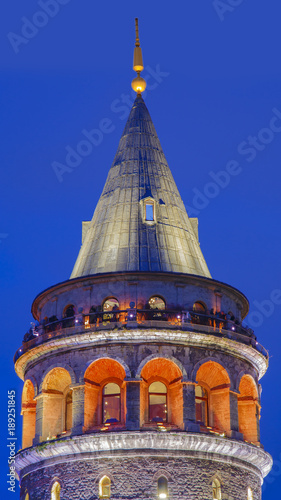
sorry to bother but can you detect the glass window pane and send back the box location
[103,383,120,395]
[103,298,119,311]
[196,400,207,425]
[103,395,120,422]
[149,395,167,421]
[149,381,167,393]
[146,204,154,221]
[148,297,165,310]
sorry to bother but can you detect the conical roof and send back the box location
[70,94,211,278]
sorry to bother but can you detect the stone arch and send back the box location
[63,303,76,316]
[21,379,36,449]
[47,476,64,493]
[195,360,231,434]
[84,358,126,430]
[80,355,131,384]
[235,370,258,394]
[24,374,38,397]
[47,477,64,499]
[238,374,259,444]
[95,470,115,484]
[41,368,72,441]
[192,300,207,312]
[136,354,187,379]
[39,363,76,392]
[191,357,233,389]
[139,357,184,428]
[152,469,173,482]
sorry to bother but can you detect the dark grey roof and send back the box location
[70,94,211,278]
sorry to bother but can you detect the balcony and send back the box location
[14,309,268,362]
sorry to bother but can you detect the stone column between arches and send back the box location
[33,394,44,445]
[229,391,244,440]
[182,382,200,432]
[71,384,85,435]
[125,380,141,430]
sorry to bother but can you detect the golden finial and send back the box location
[131,18,146,94]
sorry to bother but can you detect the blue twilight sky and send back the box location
[1,0,281,497]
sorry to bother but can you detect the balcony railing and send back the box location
[14,309,268,362]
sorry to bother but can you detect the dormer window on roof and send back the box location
[141,196,156,225]
[145,203,154,221]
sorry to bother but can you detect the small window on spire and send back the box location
[145,203,154,221]
[141,196,156,224]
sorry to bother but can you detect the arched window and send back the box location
[42,368,72,440]
[103,298,119,312]
[103,298,119,321]
[99,476,111,498]
[149,381,167,423]
[238,375,259,444]
[158,476,168,499]
[103,383,121,423]
[148,296,165,310]
[51,481,60,500]
[247,487,253,500]
[64,304,75,317]
[21,380,36,449]
[212,479,221,500]
[63,304,75,327]
[25,494,29,500]
[193,301,206,313]
[196,361,231,434]
[195,385,208,426]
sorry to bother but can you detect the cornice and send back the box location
[15,432,272,479]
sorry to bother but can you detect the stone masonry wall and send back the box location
[20,453,261,500]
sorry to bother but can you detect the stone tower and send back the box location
[15,20,272,500]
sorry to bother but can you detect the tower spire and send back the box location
[131,18,146,94]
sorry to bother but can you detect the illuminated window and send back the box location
[99,476,111,498]
[51,481,60,500]
[195,385,208,426]
[148,296,165,310]
[103,383,121,423]
[103,298,119,312]
[25,494,29,500]
[212,479,221,500]
[247,487,253,500]
[193,301,206,313]
[145,203,154,221]
[149,381,167,422]
[158,476,168,499]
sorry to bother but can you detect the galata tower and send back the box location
[14,19,272,500]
